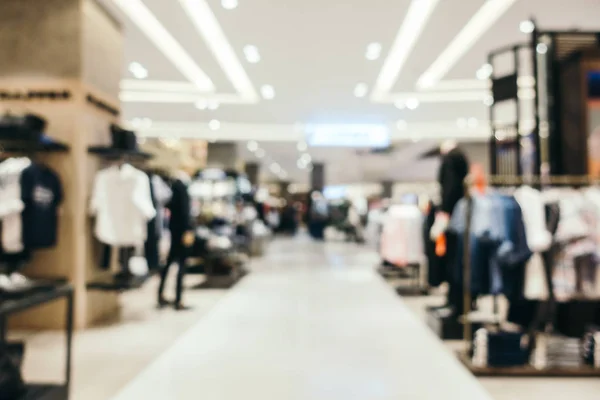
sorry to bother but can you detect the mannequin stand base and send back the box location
[395,286,429,297]
[426,308,481,340]
[458,354,600,377]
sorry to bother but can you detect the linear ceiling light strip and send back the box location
[179,0,259,102]
[371,0,441,100]
[417,0,518,88]
[112,0,215,91]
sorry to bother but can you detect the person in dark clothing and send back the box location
[438,143,469,215]
[158,177,194,310]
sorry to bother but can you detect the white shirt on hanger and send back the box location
[90,164,156,247]
[0,157,31,253]
[380,204,424,266]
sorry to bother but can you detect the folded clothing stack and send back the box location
[480,331,529,367]
[546,336,582,368]
[582,326,600,367]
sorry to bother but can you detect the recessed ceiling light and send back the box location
[372,0,441,98]
[467,118,478,128]
[354,83,369,98]
[247,140,258,151]
[301,154,312,163]
[129,62,148,79]
[221,0,238,10]
[476,63,493,80]
[195,100,208,110]
[417,0,517,88]
[260,84,275,100]
[520,20,535,34]
[297,141,307,151]
[113,0,214,90]
[297,159,307,169]
[207,100,220,110]
[406,98,419,110]
[243,45,261,63]
[394,100,406,110]
[484,95,494,106]
[397,120,408,130]
[457,118,467,129]
[178,0,259,101]
[365,42,382,60]
[255,148,265,158]
[536,43,548,54]
[209,119,221,130]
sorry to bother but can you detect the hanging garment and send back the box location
[514,186,552,253]
[20,163,63,249]
[380,204,424,267]
[438,147,469,214]
[90,164,156,247]
[0,158,31,253]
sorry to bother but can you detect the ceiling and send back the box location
[98,0,600,183]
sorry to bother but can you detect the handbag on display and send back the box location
[0,346,26,400]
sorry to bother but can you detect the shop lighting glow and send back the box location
[209,119,221,130]
[305,124,390,148]
[354,83,369,98]
[179,0,258,101]
[221,0,238,10]
[417,0,518,88]
[260,85,275,100]
[365,42,382,60]
[129,62,148,79]
[372,0,440,99]
[243,45,261,63]
[112,0,214,91]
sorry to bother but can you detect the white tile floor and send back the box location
[14,236,600,399]
[112,237,491,400]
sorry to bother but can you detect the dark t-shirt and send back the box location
[20,163,63,249]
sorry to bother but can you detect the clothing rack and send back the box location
[460,174,600,377]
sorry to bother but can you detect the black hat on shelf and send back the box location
[0,113,69,152]
[89,124,153,160]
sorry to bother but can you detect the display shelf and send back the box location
[20,384,68,400]
[458,354,600,377]
[0,141,69,153]
[0,282,73,400]
[87,146,153,160]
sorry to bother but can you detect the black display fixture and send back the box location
[88,124,153,161]
[488,21,600,182]
[0,283,74,399]
[0,113,70,153]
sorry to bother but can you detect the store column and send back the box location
[0,0,123,329]
[381,180,393,199]
[207,142,241,171]
[245,162,260,186]
[311,163,325,192]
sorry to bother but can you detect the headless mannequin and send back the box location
[158,168,195,310]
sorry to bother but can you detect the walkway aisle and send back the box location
[112,237,492,400]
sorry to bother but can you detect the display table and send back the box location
[0,283,74,400]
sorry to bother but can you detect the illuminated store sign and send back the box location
[305,124,390,148]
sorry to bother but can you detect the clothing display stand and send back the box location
[0,282,73,399]
[394,263,429,297]
[459,175,600,377]
[0,0,127,329]
[86,149,156,292]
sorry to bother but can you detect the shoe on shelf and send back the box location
[174,303,192,311]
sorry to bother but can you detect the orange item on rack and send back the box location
[471,163,487,194]
[435,234,446,256]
